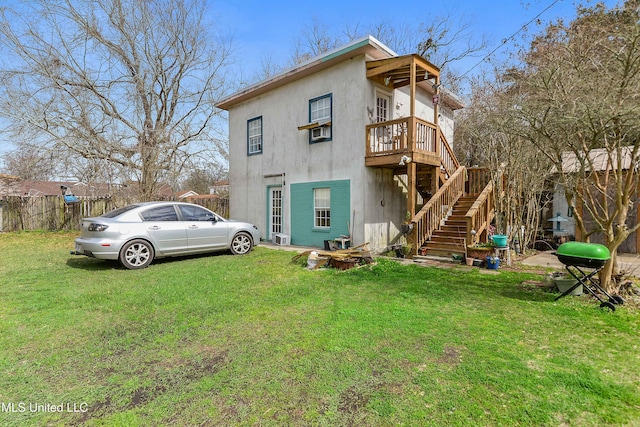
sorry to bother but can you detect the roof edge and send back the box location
[217,35,397,110]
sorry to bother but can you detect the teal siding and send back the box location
[290,180,350,247]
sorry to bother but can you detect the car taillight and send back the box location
[88,223,109,232]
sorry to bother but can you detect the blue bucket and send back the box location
[486,256,500,270]
[492,234,508,248]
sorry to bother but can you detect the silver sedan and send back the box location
[72,201,260,269]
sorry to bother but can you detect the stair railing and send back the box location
[410,166,466,252]
[464,180,495,247]
[438,132,459,178]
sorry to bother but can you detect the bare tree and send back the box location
[289,18,344,65]
[416,11,489,93]
[284,13,486,95]
[0,0,232,200]
[180,164,227,194]
[510,1,640,291]
[356,19,418,55]
[1,146,57,181]
[455,71,554,253]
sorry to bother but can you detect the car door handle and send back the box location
[188,225,199,229]
[148,226,161,230]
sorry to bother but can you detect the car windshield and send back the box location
[102,204,140,218]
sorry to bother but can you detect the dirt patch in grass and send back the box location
[338,385,369,414]
[438,345,465,365]
[77,349,229,424]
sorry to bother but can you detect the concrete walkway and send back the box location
[521,251,640,278]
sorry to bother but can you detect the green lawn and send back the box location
[0,232,639,426]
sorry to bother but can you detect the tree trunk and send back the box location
[598,252,617,294]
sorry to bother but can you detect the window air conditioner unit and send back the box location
[310,125,330,141]
[272,233,290,246]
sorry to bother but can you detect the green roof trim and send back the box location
[321,39,371,62]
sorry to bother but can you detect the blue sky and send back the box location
[216,0,620,81]
[0,0,622,165]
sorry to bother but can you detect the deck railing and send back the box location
[410,166,466,250]
[367,117,457,159]
[466,167,492,196]
[366,117,486,254]
[366,118,411,155]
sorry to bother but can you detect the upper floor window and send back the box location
[376,92,391,122]
[309,94,332,143]
[247,116,262,155]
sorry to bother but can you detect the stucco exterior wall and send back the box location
[228,53,454,251]
[228,56,372,245]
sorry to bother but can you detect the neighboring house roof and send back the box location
[185,193,223,200]
[176,190,199,199]
[8,180,115,197]
[0,179,175,198]
[209,180,229,194]
[561,146,636,173]
[216,35,463,111]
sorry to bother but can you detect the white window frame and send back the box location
[247,116,262,155]
[270,187,283,237]
[314,187,331,228]
[375,90,392,123]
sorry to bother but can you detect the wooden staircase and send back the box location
[409,166,495,258]
[420,196,477,257]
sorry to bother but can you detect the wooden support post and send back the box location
[409,59,416,118]
[407,57,418,224]
[434,75,441,159]
[407,161,417,219]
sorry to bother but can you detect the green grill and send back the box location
[553,242,622,311]
[555,241,610,268]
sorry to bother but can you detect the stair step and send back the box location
[437,224,466,230]
[429,235,465,243]
[435,232,466,238]
[443,218,467,224]
[422,247,466,257]
[413,255,460,264]
[432,229,466,235]
[424,241,466,252]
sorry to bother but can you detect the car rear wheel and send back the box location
[119,239,155,269]
[230,232,252,255]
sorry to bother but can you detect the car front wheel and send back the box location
[119,239,155,269]
[230,232,253,255]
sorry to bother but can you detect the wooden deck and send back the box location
[365,116,458,176]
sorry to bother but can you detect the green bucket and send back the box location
[492,235,508,248]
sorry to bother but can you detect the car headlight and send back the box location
[88,223,109,232]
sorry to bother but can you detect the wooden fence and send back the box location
[0,195,229,232]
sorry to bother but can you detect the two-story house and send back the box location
[217,36,494,255]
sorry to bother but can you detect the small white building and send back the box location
[217,36,467,252]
